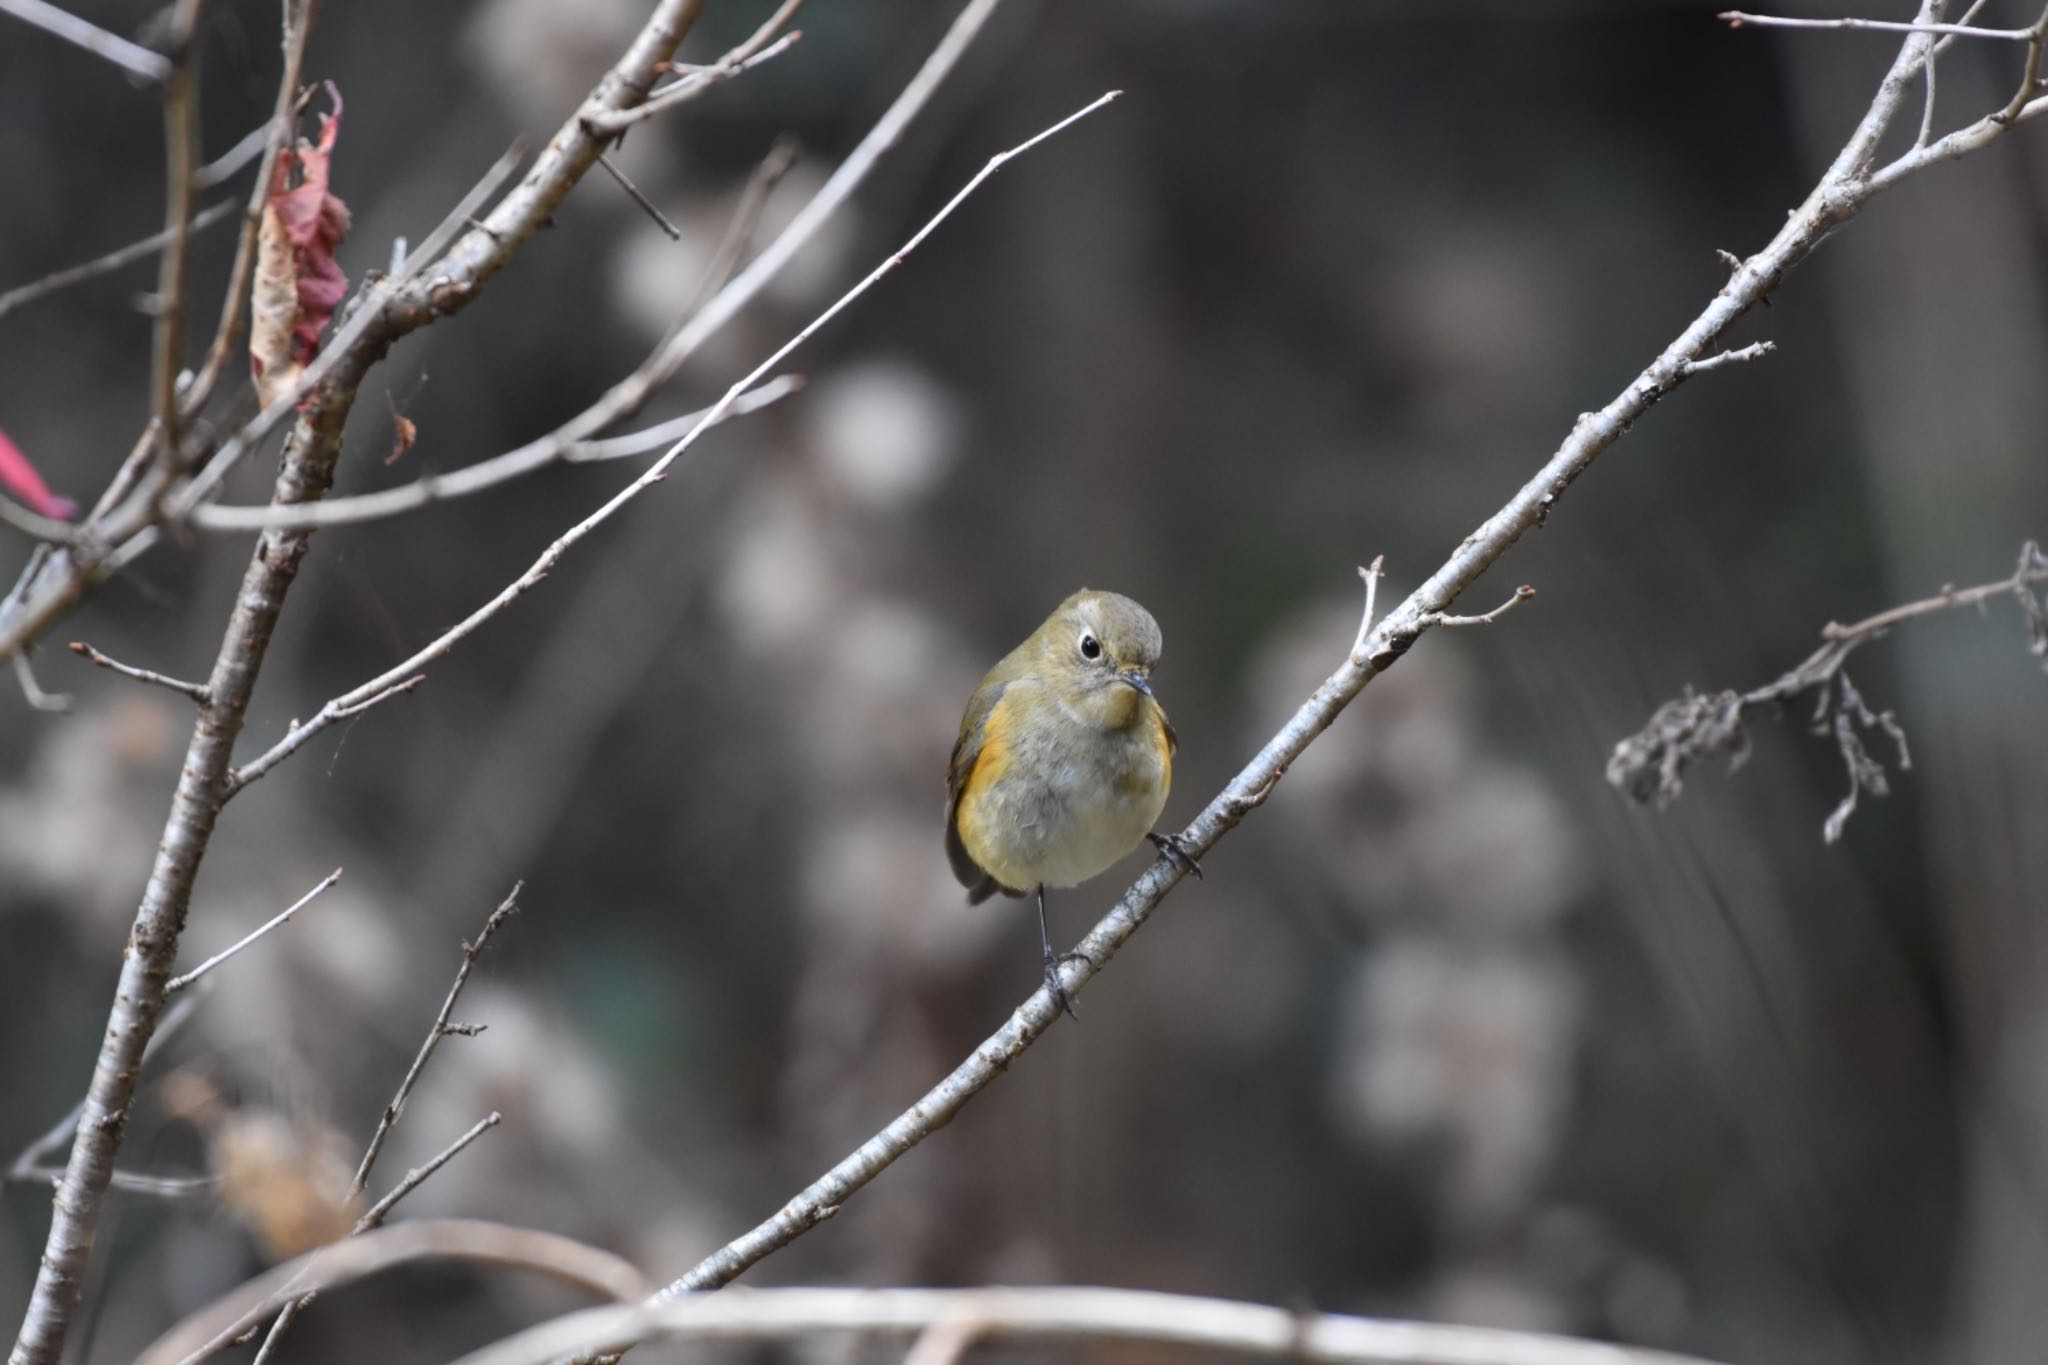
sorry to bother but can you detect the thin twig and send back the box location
[1680,340,1775,374]
[135,1220,649,1365]
[0,0,172,80]
[220,76,1103,793]
[1349,556,1385,663]
[0,200,235,322]
[1419,584,1537,628]
[196,118,278,188]
[10,653,71,711]
[247,890,520,1363]
[352,887,519,1198]
[68,641,211,704]
[567,376,803,462]
[596,154,681,239]
[352,1112,501,1233]
[1720,11,2036,40]
[11,1166,214,1197]
[902,1318,986,1365]
[148,0,205,479]
[225,674,424,792]
[450,1286,1729,1365]
[164,868,344,994]
[192,376,797,533]
[1608,541,2048,833]
[6,995,203,1187]
[589,2,806,135]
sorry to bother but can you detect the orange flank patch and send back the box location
[953,690,1020,863]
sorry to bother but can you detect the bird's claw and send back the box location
[1147,831,1203,879]
[1043,948,1092,1020]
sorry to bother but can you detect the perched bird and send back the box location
[946,589,1198,1017]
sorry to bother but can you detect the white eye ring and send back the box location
[1078,631,1102,661]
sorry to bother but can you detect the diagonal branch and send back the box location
[646,0,1971,1305]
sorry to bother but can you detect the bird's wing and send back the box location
[946,678,1009,900]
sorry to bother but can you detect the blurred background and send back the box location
[4,1,2048,1362]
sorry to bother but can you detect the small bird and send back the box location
[946,589,1198,1017]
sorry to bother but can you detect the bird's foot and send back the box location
[1042,947,1092,1021]
[1147,831,1203,879]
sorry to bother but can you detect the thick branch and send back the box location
[452,1286,1726,1365]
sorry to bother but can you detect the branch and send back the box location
[0,198,235,321]
[1721,11,2038,40]
[221,81,1113,791]
[0,0,172,81]
[164,868,344,994]
[68,640,210,704]
[9,653,70,712]
[146,0,204,481]
[1608,541,2048,837]
[351,1111,501,1233]
[647,0,1971,1302]
[133,1219,648,1365]
[352,887,519,1198]
[4,7,707,1360]
[244,888,519,1362]
[448,1286,1727,1365]
[189,375,799,533]
[587,20,806,135]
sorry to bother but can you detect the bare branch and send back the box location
[191,376,797,534]
[226,674,424,793]
[451,1286,1729,1365]
[1720,11,2037,40]
[246,891,520,1362]
[7,995,202,1188]
[0,0,173,81]
[1418,584,1537,628]
[164,868,344,994]
[588,2,806,135]
[352,1111,501,1233]
[135,1219,649,1365]
[68,640,210,704]
[1349,556,1385,664]
[595,154,681,240]
[148,0,205,480]
[1610,541,2048,834]
[0,199,235,322]
[10,653,71,712]
[1680,340,1775,374]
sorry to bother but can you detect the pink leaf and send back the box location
[251,83,353,407]
[0,428,77,521]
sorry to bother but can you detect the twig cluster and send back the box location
[1609,540,2048,840]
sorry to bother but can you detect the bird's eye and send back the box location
[1078,632,1102,661]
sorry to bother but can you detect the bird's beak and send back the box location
[1119,669,1153,697]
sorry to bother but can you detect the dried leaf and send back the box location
[0,427,77,520]
[251,83,352,408]
[386,410,417,465]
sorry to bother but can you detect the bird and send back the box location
[945,589,1198,1017]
